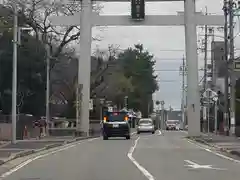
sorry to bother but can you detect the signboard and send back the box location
[234,9,240,16]
[203,107,207,120]
[108,106,113,112]
[234,61,240,71]
[89,99,93,110]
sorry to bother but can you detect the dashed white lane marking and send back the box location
[186,139,240,164]
[127,137,155,180]
[0,137,99,179]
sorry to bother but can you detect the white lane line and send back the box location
[186,139,240,164]
[127,137,155,180]
[0,137,99,179]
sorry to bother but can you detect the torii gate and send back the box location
[50,0,224,137]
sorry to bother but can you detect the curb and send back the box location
[189,137,240,157]
[0,135,100,166]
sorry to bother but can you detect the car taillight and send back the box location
[103,116,107,122]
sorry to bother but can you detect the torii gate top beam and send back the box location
[90,0,182,1]
[50,13,224,26]
[97,0,182,1]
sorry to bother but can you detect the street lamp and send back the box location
[11,11,50,142]
[11,2,33,143]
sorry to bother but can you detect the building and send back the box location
[167,110,182,121]
[200,41,225,133]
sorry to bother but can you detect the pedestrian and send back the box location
[33,119,41,139]
[43,118,47,137]
[39,117,47,137]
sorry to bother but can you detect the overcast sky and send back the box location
[90,0,240,110]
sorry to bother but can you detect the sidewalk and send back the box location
[0,135,98,165]
[190,133,240,157]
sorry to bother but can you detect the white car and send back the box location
[137,118,155,134]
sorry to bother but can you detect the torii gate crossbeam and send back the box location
[50,0,224,137]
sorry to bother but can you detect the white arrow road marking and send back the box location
[184,160,227,170]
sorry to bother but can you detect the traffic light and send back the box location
[131,0,145,20]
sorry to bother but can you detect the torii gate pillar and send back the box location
[77,0,92,136]
[184,0,200,137]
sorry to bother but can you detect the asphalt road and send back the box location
[1,131,240,180]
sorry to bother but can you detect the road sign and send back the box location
[202,88,217,99]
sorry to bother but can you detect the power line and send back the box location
[157,80,180,82]
[155,58,212,61]
[157,48,240,52]
[155,69,204,72]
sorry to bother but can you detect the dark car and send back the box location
[101,111,131,140]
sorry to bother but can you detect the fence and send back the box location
[0,114,101,140]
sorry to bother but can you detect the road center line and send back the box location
[127,137,155,180]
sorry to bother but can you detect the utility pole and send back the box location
[223,0,230,135]
[202,7,209,133]
[11,2,18,144]
[160,100,165,130]
[45,37,50,136]
[229,0,236,135]
[180,55,186,129]
[203,7,208,91]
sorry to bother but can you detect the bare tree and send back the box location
[4,0,102,61]
[90,44,121,97]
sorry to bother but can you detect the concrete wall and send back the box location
[0,123,11,140]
